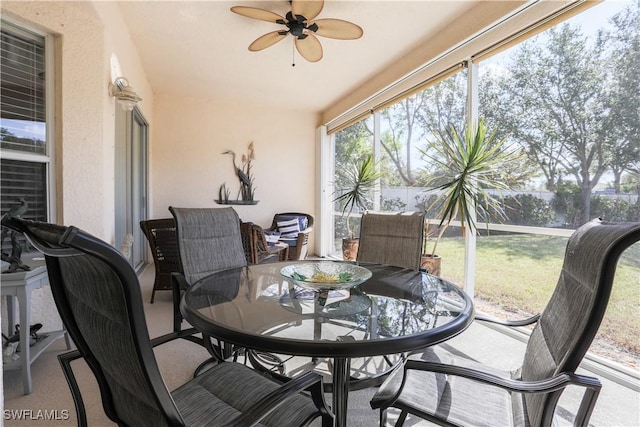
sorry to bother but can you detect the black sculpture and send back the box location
[1,197,31,273]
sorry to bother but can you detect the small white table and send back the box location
[2,258,71,394]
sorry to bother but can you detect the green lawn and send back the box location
[436,234,640,355]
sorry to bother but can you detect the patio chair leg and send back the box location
[394,410,407,427]
[172,284,182,332]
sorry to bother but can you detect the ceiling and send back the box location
[118,1,480,114]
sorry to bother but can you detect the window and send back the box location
[329,1,639,255]
[328,1,639,365]
[332,116,374,254]
[330,70,468,261]
[478,0,640,230]
[1,20,53,237]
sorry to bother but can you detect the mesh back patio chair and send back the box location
[371,219,640,427]
[356,211,424,270]
[1,217,332,427]
[168,207,247,334]
[140,218,182,303]
[343,211,426,386]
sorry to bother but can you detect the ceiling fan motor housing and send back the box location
[283,11,317,39]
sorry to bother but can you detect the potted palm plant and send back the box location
[419,118,518,275]
[333,153,382,260]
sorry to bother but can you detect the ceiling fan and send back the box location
[231,0,363,64]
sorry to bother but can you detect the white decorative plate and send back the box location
[280,262,372,291]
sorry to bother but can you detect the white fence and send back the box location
[382,187,638,212]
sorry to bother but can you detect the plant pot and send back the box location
[342,238,359,261]
[421,254,441,276]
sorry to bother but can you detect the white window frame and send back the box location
[0,18,56,223]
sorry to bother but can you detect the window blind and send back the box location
[1,159,47,220]
[0,20,50,248]
[327,63,465,135]
[471,1,596,63]
[1,158,47,252]
[0,23,46,155]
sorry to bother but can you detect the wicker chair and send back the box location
[1,217,333,427]
[371,219,640,427]
[356,211,424,270]
[140,218,182,303]
[267,212,314,260]
[240,221,289,265]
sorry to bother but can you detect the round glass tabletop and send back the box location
[182,261,474,359]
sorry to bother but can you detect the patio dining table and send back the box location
[181,261,474,427]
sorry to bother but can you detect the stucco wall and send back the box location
[92,1,154,242]
[0,1,152,336]
[152,94,320,251]
[3,1,106,235]
[1,1,153,239]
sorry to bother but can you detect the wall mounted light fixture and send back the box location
[109,77,142,111]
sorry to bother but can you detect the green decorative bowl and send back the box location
[280,261,372,291]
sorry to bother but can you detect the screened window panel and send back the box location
[0,24,46,155]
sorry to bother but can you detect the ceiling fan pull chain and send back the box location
[292,40,296,67]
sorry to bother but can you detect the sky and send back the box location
[572,0,631,35]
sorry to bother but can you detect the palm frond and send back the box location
[419,118,519,254]
[333,153,383,238]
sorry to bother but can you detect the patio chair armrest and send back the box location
[58,350,88,427]
[402,360,602,427]
[57,332,212,427]
[150,327,202,347]
[404,360,601,394]
[229,371,333,426]
[171,271,189,291]
[294,226,312,247]
[299,226,313,235]
[475,312,540,327]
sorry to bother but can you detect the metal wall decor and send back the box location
[215,141,259,205]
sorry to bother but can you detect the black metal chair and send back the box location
[345,211,426,387]
[2,217,333,427]
[170,207,287,371]
[356,211,425,270]
[168,207,247,334]
[370,219,640,427]
[140,218,182,303]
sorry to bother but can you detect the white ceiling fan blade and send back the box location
[312,19,363,40]
[249,31,287,51]
[292,0,324,21]
[295,34,323,62]
[231,6,284,23]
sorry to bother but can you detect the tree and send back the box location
[378,71,468,187]
[486,24,610,223]
[602,1,640,193]
[379,94,427,186]
[481,69,565,191]
[334,119,373,190]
